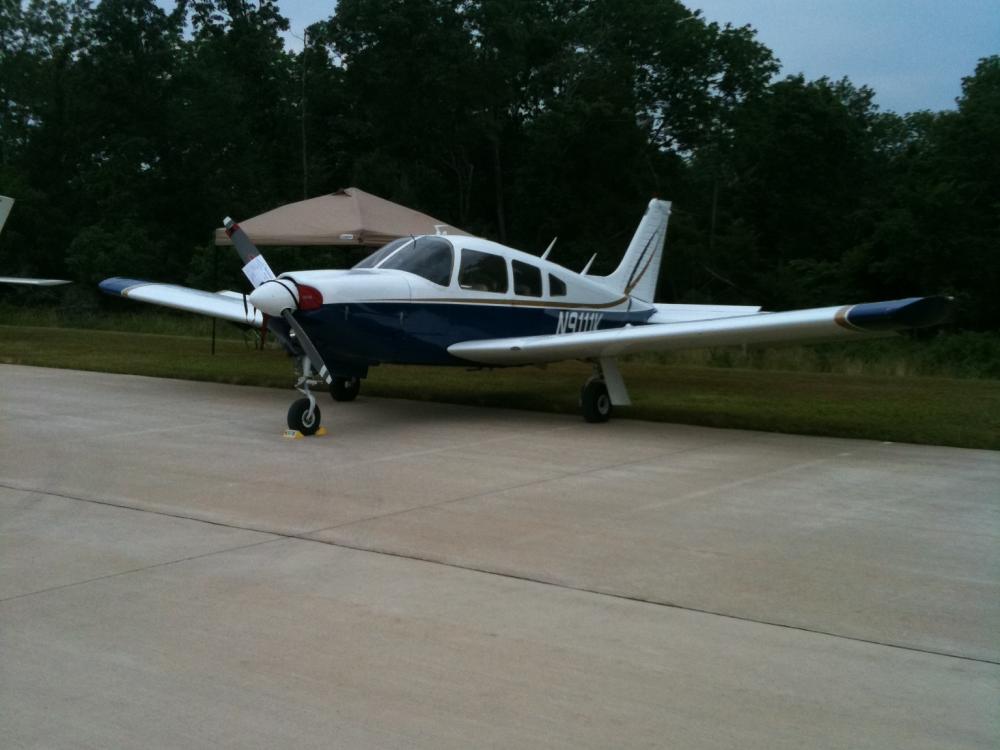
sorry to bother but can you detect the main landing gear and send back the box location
[580,378,612,423]
[330,376,361,402]
[579,357,631,423]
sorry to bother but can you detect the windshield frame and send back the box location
[352,238,413,269]
[379,236,455,287]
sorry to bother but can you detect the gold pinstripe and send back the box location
[374,296,630,310]
[834,305,860,331]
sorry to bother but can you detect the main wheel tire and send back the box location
[287,397,321,435]
[580,380,612,423]
[330,376,361,402]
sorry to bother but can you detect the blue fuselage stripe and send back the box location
[297,302,653,371]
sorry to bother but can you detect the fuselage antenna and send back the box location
[581,253,597,275]
[541,236,557,260]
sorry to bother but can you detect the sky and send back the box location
[269,0,997,114]
[691,0,998,113]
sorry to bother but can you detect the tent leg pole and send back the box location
[211,245,217,355]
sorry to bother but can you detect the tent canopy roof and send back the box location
[214,187,470,246]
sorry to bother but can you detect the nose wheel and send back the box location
[286,355,326,435]
[288,397,321,435]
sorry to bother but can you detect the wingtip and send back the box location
[846,295,952,332]
[99,277,148,296]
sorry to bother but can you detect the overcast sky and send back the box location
[691,1,998,113]
[271,0,997,114]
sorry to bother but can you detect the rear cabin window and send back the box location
[380,236,454,286]
[512,260,542,297]
[459,249,509,294]
[353,238,410,269]
[549,273,567,297]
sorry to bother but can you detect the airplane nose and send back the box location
[248,280,299,316]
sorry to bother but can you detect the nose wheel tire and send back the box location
[288,397,321,435]
[580,380,612,423]
[330,376,361,402]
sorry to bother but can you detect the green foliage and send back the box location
[637,332,1000,380]
[0,1,996,332]
[1,324,997,449]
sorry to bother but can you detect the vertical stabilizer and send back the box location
[595,199,671,303]
[0,196,13,236]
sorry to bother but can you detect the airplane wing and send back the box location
[99,277,262,326]
[448,296,950,365]
[0,276,72,286]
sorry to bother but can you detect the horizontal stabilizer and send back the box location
[99,277,262,326]
[649,303,762,324]
[449,296,950,365]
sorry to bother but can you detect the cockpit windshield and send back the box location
[379,236,454,286]
[353,238,411,269]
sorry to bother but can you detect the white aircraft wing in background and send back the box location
[448,297,950,366]
[0,276,72,286]
[0,195,72,286]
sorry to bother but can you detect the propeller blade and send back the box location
[223,217,328,379]
[224,217,276,289]
[281,309,332,384]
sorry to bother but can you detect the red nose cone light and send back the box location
[296,283,324,310]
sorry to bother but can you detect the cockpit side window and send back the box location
[353,238,410,269]
[459,249,509,294]
[380,236,454,286]
[549,273,567,297]
[512,260,542,297]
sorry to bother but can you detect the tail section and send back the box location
[0,195,13,236]
[596,198,671,303]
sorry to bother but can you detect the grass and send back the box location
[2,324,998,450]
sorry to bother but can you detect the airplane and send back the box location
[99,199,949,434]
[0,195,72,286]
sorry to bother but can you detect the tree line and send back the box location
[1,0,996,328]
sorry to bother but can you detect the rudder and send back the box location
[595,199,671,303]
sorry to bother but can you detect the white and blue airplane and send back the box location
[100,199,949,433]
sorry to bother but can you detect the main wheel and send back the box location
[580,380,612,423]
[330,376,361,402]
[287,397,321,435]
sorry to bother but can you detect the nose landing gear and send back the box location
[288,397,321,435]
[287,357,324,435]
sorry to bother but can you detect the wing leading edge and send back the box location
[99,277,262,326]
[448,296,950,366]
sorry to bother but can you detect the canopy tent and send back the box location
[213,187,470,247]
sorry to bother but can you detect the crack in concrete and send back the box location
[2,480,997,669]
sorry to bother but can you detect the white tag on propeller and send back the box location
[242,254,276,288]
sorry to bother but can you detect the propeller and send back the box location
[224,217,332,384]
